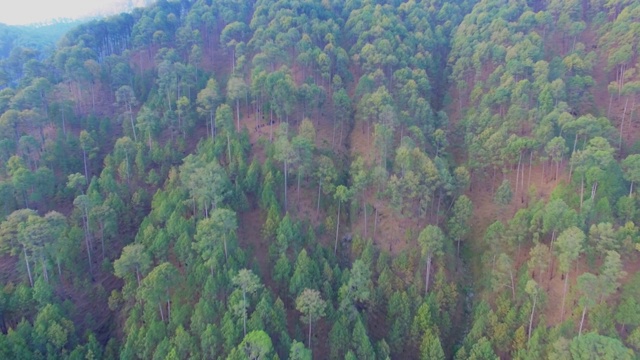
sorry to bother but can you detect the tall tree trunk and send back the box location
[561,272,569,321]
[82,148,89,182]
[297,173,301,209]
[527,151,532,191]
[580,176,585,210]
[425,255,432,296]
[340,117,344,145]
[374,206,378,241]
[167,295,171,322]
[528,292,537,342]
[128,103,137,141]
[91,83,96,114]
[363,194,367,238]
[243,290,247,336]
[308,319,312,349]
[284,160,288,212]
[316,183,322,217]
[510,270,515,300]
[607,92,614,117]
[23,247,33,287]
[159,303,165,322]
[61,105,67,137]
[569,133,578,180]
[332,115,337,147]
[223,237,228,261]
[41,254,48,283]
[515,152,522,195]
[334,201,341,254]
[270,108,274,142]
[211,111,215,140]
[579,306,587,336]
[619,96,630,149]
[236,98,240,131]
[100,223,105,259]
[83,211,93,274]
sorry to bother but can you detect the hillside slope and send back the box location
[0,0,639,359]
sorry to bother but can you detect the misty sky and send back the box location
[0,0,128,25]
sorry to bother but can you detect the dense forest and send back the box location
[1,0,640,358]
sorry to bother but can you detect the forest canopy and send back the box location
[0,0,640,359]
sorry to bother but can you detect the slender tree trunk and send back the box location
[334,201,341,254]
[332,115,337,147]
[297,173,301,209]
[100,224,106,259]
[167,295,171,322]
[436,189,443,223]
[619,96,630,149]
[316,183,322,217]
[23,188,30,208]
[607,92,614,117]
[561,272,569,321]
[284,160,288,212]
[23,247,33,287]
[425,255,432,296]
[61,105,67,137]
[308,319,312,349]
[223,237,228,261]
[236,98,240,131]
[569,133,578,180]
[83,148,89,182]
[214,111,215,141]
[91,83,96,114]
[515,152,521,195]
[374,206,378,241]
[128,103,137,141]
[243,290,247,336]
[580,176,584,210]
[83,212,93,274]
[630,181,634,197]
[159,303,165,322]
[363,194,367,238]
[528,292,537,342]
[579,306,587,336]
[510,270,515,300]
[528,151,533,190]
[521,154,525,191]
[340,117,344,145]
[270,108,274,142]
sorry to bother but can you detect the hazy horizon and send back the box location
[0,0,155,26]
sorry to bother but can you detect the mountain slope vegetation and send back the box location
[1,0,640,359]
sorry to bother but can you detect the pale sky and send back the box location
[0,0,130,25]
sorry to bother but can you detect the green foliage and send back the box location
[2,1,640,359]
[569,333,634,359]
[494,179,513,207]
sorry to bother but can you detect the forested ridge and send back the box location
[1,0,640,358]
